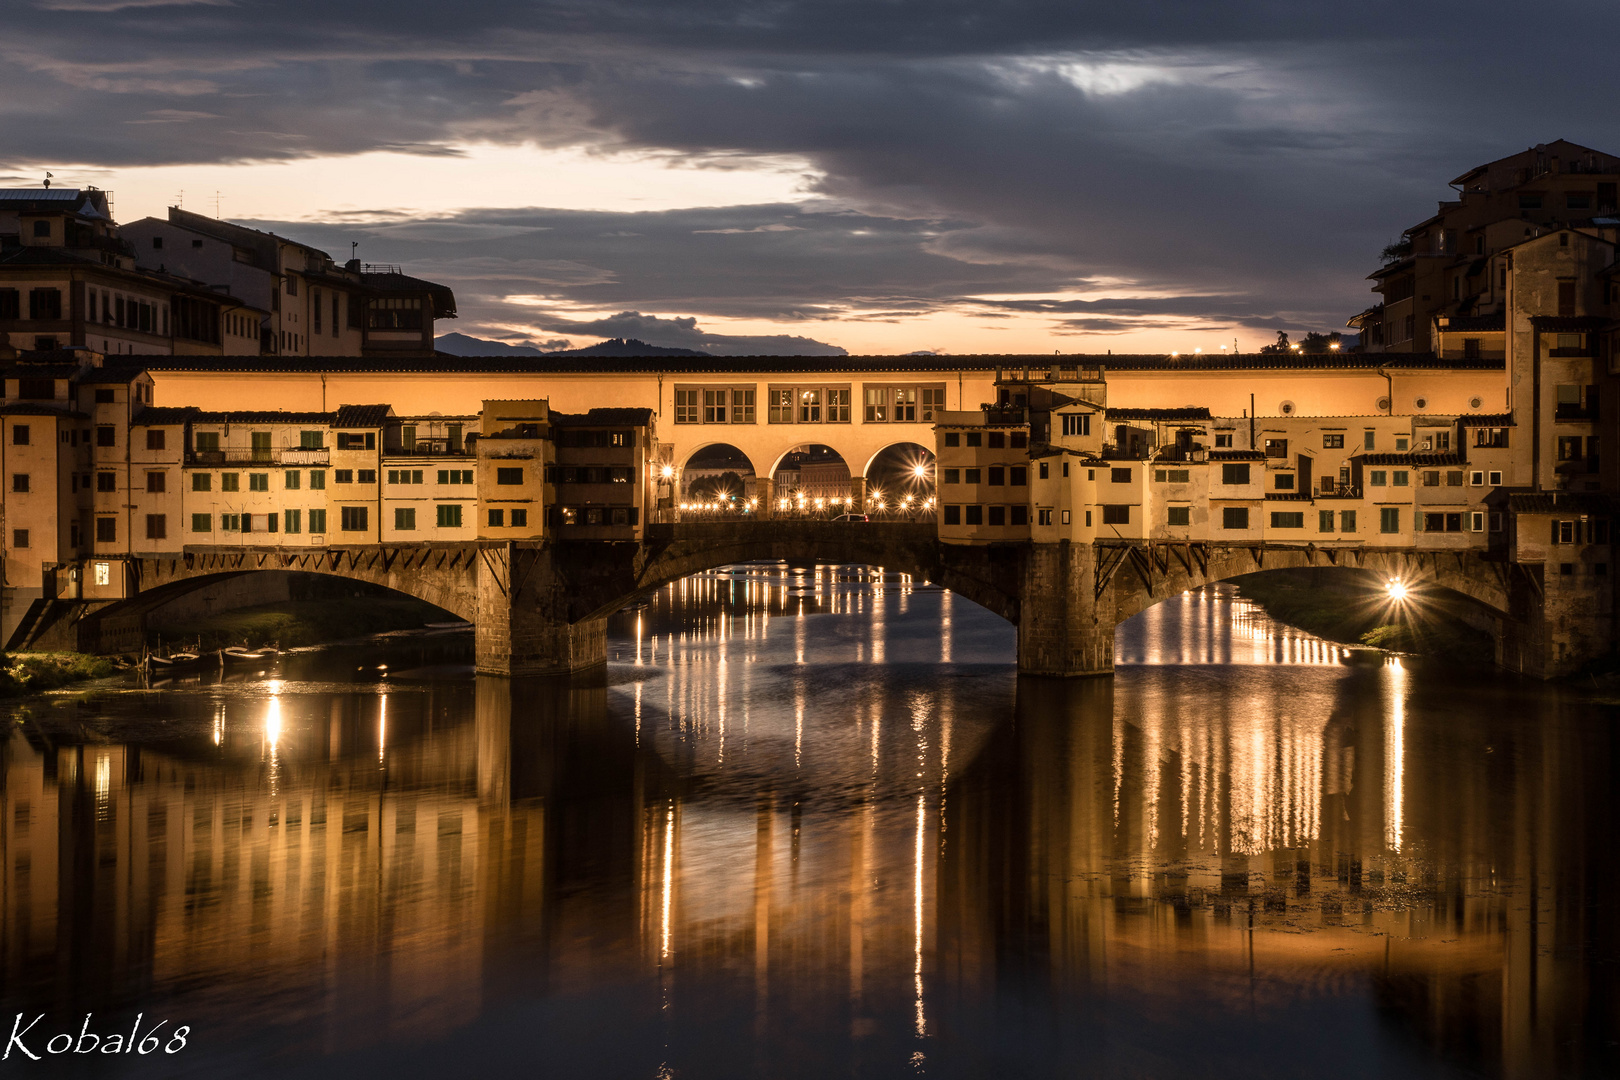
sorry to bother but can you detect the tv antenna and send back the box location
[42,171,52,190]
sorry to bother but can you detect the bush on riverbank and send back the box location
[165,596,452,651]
[1231,568,1495,666]
[0,653,116,697]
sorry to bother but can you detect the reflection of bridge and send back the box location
[81,522,1515,677]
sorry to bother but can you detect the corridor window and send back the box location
[864,388,887,423]
[704,389,728,423]
[921,388,945,421]
[675,389,700,424]
[799,389,822,423]
[768,389,794,423]
[732,389,756,424]
[827,388,850,423]
[892,388,917,422]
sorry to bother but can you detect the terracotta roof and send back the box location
[1208,450,1266,461]
[1361,453,1464,466]
[1457,413,1514,426]
[333,404,392,428]
[189,410,335,425]
[1508,492,1620,515]
[1264,492,1314,501]
[1106,407,1211,422]
[551,408,655,426]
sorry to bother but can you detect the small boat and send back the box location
[424,620,473,630]
[220,646,279,668]
[144,650,209,675]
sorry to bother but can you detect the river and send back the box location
[1,566,1614,1079]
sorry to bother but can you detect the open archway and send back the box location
[770,444,858,517]
[863,441,937,518]
[676,443,759,518]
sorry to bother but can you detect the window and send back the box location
[1101,505,1130,525]
[394,507,416,531]
[1010,466,1027,486]
[1264,438,1288,458]
[335,469,354,484]
[943,468,960,484]
[145,514,166,540]
[97,472,115,493]
[921,388,945,421]
[496,467,523,485]
[827,388,850,423]
[1322,433,1344,449]
[1222,507,1249,529]
[97,426,115,447]
[1060,413,1090,437]
[965,468,981,484]
[966,433,982,447]
[1420,512,1463,533]
[191,514,210,533]
[387,469,424,485]
[768,388,794,424]
[1038,508,1053,526]
[1038,462,1049,480]
[732,389,756,424]
[944,505,961,526]
[488,509,505,527]
[436,504,463,528]
[1364,431,1376,450]
[437,469,473,485]
[799,388,822,423]
[300,430,324,449]
[9,426,26,447]
[340,507,368,531]
[10,475,26,493]
[220,513,240,532]
[336,432,375,450]
[704,389,728,423]
[309,470,326,490]
[284,509,301,534]
[1270,512,1304,528]
[146,471,165,493]
[1220,463,1250,485]
[864,388,887,422]
[1214,433,1233,448]
[1275,473,1295,490]
[190,472,210,492]
[1470,511,1485,532]
[1153,469,1190,483]
[1392,470,1408,487]
[1469,470,1484,486]
[511,509,527,528]
[248,473,269,492]
[965,505,983,525]
[1110,468,1132,484]
[193,431,219,453]
[1488,470,1502,485]
[988,432,1005,450]
[10,530,25,549]
[1380,507,1401,534]
[1319,509,1335,532]
[357,469,376,484]
[1168,506,1190,526]
[988,467,1005,486]
[988,506,1005,526]
[1421,470,1439,487]
[221,473,239,492]
[1558,281,1576,317]
[285,470,300,490]
[944,432,960,447]
[1370,470,1387,486]
[28,288,62,320]
[0,290,16,319]
[144,429,166,451]
[308,509,327,534]
[1011,506,1028,526]
[1557,435,1584,461]
[96,518,116,543]
[893,388,917,422]
[1341,510,1357,532]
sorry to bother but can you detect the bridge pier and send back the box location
[475,544,607,677]
[1017,541,1115,677]
[755,476,775,518]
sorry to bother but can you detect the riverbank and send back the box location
[0,652,117,697]
[160,596,455,651]
[1230,568,1496,666]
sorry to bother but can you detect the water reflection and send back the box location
[0,570,1614,1079]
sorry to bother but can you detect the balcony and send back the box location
[383,440,471,457]
[1554,403,1598,422]
[186,448,330,467]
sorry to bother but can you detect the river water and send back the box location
[2,568,1616,1079]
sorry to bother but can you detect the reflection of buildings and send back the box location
[1,647,1613,1076]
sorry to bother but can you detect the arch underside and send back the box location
[1105,543,1514,626]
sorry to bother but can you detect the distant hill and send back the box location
[551,337,709,357]
[434,333,546,357]
[436,333,708,357]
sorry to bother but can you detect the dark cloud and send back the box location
[7,0,1620,347]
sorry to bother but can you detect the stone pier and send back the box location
[475,543,608,677]
[1016,541,1115,677]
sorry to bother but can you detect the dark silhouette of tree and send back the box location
[1259,331,1292,354]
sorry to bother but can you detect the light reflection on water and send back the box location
[0,567,1614,1080]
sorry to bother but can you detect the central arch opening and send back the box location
[772,444,856,517]
[678,443,759,517]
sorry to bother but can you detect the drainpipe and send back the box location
[1376,367,1393,415]
[1248,394,1255,450]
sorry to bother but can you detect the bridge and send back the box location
[68,523,1522,677]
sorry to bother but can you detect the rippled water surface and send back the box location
[3,568,1616,1079]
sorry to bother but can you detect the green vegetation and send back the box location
[160,596,451,651]
[0,653,117,697]
[1231,568,1495,666]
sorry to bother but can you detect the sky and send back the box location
[5,0,1620,356]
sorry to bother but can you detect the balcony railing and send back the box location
[1554,403,1598,421]
[383,441,471,457]
[186,448,330,467]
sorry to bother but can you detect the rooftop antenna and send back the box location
[213,190,222,218]
[42,171,52,190]
[177,189,184,209]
